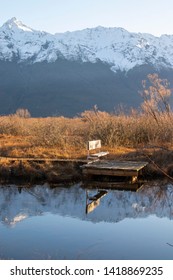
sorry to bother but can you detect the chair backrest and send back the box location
[87,140,101,151]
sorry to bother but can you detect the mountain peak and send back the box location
[2,17,33,32]
[1,18,173,72]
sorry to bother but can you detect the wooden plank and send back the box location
[0,156,88,164]
[83,168,138,177]
[83,160,148,171]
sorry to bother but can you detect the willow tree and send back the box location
[140,74,171,123]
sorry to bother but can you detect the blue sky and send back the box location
[0,0,173,36]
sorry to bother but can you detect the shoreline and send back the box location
[1,109,173,185]
[0,150,173,186]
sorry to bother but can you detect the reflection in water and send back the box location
[86,190,108,214]
[1,182,173,225]
[0,182,173,259]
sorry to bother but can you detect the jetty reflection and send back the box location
[84,180,144,214]
[0,182,173,226]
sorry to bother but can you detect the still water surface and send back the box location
[0,182,173,260]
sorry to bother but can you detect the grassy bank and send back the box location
[1,108,173,183]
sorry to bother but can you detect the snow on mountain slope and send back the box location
[1,17,173,72]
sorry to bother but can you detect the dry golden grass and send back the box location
[1,110,173,159]
[1,109,173,182]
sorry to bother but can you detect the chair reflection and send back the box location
[85,181,144,214]
[85,189,108,214]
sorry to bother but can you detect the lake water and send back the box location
[0,182,173,260]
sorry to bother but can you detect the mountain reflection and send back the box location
[0,182,173,226]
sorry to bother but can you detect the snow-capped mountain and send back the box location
[1,17,173,72]
[1,17,173,117]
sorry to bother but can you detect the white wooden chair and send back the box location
[87,140,109,160]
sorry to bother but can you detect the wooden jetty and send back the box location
[0,156,148,187]
[82,160,148,183]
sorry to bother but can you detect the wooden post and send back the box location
[132,176,138,184]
